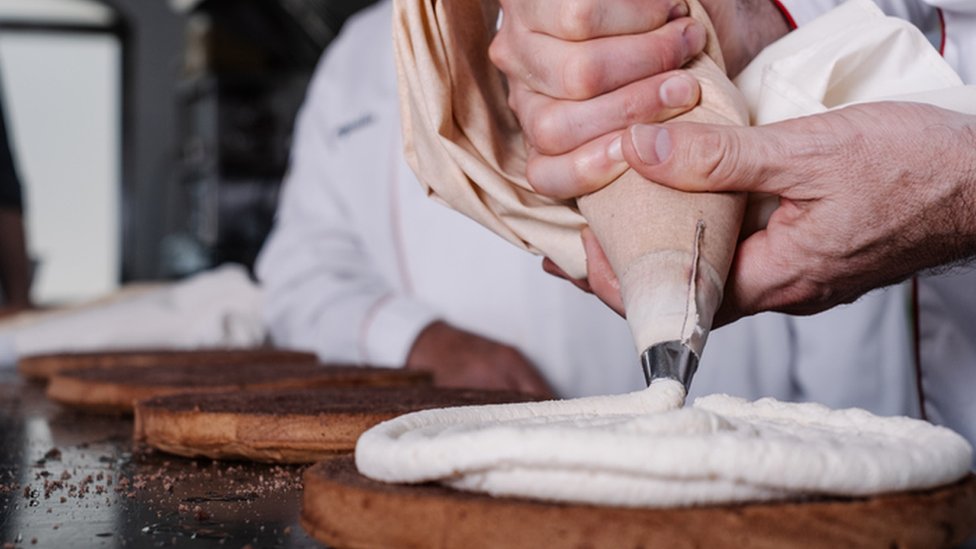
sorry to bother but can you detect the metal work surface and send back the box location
[0,371,320,548]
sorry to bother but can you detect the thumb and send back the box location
[621,121,792,195]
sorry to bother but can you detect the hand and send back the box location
[697,0,792,79]
[0,304,30,320]
[488,0,791,199]
[489,0,706,199]
[570,102,976,324]
[406,321,555,398]
[542,227,625,317]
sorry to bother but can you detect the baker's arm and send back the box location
[255,77,438,367]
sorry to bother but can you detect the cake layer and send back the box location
[18,348,318,381]
[135,387,536,463]
[48,362,430,413]
[302,457,976,549]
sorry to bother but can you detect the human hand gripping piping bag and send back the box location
[391,0,748,393]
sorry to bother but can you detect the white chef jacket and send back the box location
[776,0,976,453]
[255,0,919,412]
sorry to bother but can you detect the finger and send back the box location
[621,121,799,196]
[493,18,706,100]
[516,71,700,156]
[526,132,629,199]
[718,215,819,320]
[542,257,594,294]
[505,0,688,40]
[581,227,625,315]
[515,368,556,398]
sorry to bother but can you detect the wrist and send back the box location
[960,120,976,253]
[706,0,792,78]
[406,321,454,370]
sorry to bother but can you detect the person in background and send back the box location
[489,0,976,444]
[0,80,31,319]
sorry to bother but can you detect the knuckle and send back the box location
[558,0,599,40]
[566,155,594,194]
[646,31,685,73]
[660,44,684,73]
[562,51,604,100]
[525,103,566,154]
[798,279,838,312]
[487,36,510,73]
[681,129,735,187]
[620,88,651,125]
[683,129,761,190]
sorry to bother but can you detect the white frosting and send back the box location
[355,380,973,507]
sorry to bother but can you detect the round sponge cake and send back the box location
[47,362,430,413]
[301,457,976,549]
[135,386,536,463]
[18,348,318,381]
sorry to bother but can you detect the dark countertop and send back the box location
[0,371,321,549]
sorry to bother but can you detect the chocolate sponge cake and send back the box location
[301,457,976,549]
[47,362,430,413]
[134,387,537,463]
[18,348,318,381]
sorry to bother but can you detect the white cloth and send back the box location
[0,264,264,366]
[779,0,975,81]
[254,1,917,413]
[776,0,976,471]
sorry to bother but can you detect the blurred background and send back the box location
[0,0,377,306]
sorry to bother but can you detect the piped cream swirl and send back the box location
[356,380,972,507]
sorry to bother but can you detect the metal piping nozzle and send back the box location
[640,340,699,391]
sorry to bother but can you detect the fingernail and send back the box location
[630,125,671,166]
[668,2,688,20]
[607,135,623,162]
[659,75,694,108]
[683,22,707,55]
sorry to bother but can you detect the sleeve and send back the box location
[255,56,440,368]
[0,83,23,212]
[775,0,938,29]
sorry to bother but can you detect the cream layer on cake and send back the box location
[356,380,972,507]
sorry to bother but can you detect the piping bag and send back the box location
[392,0,748,392]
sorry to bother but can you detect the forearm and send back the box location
[0,208,30,307]
[406,320,555,396]
[257,229,440,367]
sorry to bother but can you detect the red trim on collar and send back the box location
[911,277,927,421]
[768,0,798,30]
[937,8,946,57]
